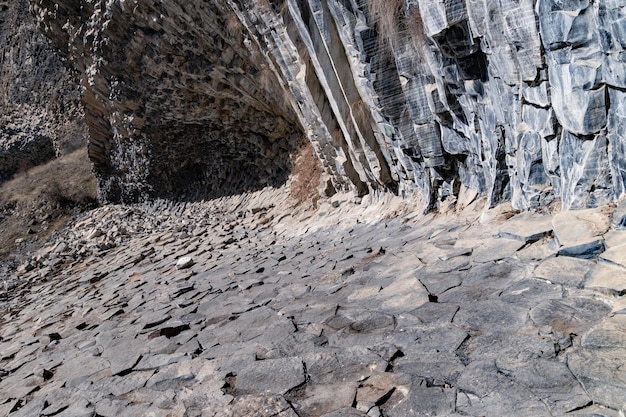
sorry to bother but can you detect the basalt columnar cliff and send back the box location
[0,0,86,182]
[24,0,626,209]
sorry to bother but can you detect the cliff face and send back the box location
[0,0,86,182]
[30,0,626,209]
[31,0,303,202]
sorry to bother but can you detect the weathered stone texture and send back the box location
[29,0,626,208]
[2,191,626,417]
[30,0,303,202]
[0,0,86,182]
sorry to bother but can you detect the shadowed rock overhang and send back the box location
[0,0,86,183]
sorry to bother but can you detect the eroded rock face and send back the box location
[0,0,86,182]
[30,0,303,202]
[29,0,626,208]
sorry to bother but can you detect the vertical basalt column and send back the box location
[537,0,617,208]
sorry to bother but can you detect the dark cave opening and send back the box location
[143,123,301,202]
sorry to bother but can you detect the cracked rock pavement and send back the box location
[1,189,626,416]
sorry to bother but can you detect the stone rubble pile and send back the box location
[1,189,626,416]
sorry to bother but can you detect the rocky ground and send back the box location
[1,188,626,416]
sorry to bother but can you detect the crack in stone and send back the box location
[455,335,472,366]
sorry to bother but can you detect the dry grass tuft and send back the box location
[226,12,244,42]
[407,5,426,51]
[0,147,97,259]
[289,141,323,209]
[331,128,344,145]
[350,100,371,125]
[367,0,427,55]
[1,147,96,207]
[367,0,404,48]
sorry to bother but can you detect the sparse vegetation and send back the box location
[367,0,426,54]
[367,0,404,48]
[289,141,323,209]
[225,12,244,42]
[350,100,371,126]
[0,147,97,259]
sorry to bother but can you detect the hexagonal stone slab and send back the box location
[552,209,609,258]
[225,395,298,417]
[582,322,626,348]
[472,238,525,263]
[499,212,553,242]
[495,357,591,414]
[288,383,358,416]
[585,262,626,295]
[454,300,528,332]
[567,348,626,411]
[234,357,305,395]
[530,298,612,333]
[534,256,593,287]
[380,375,457,417]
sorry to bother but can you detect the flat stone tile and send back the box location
[381,376,457,417]
[89,370,156,396]
[224,395,296,417]
[499,212,554,242]
[372,276,429,313]
[289,383,358,416]
[418,270,463,295]
[471,238,524,263]
[567,348,626,411]
[407,302,460,324]
[394,352,465,386]
[499,278,564,307]
[394,322,468,354]
[454,299,529,332]
[603,230,626,248]
[304,348,387,384]
[530,298,612,333]
[599,243,626,268]
[581,315,626,348]
[553,209,610,258]
[233,357,305,395]
[495,357,591,414]
[553,209,611,246]
[534,256,593,287]
[585,262,626,294]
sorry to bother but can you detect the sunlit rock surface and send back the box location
[2,192,626,416]
[30,0,626,209]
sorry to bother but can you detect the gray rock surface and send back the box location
[0,0,86,182]
[22,0,626,210]
[553,208,611,258]
[1,190,625,416]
